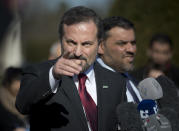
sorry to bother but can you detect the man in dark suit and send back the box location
[16,6,126,131]
[97,16,142,104]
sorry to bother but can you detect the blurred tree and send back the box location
[108,0,179,67]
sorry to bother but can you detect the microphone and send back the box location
[142,113,172,131]
[137,99,158,119]
[137,77,179,117]
[159,107,179,131]
[137,100,173,130]
[116,102,173,131]
[116,102,143,131]
[156,75,178,99]
[137,77,163,100]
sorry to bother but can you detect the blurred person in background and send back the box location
[0,67,28,131]
[48,41,62,60]
[0,0,23,75]
[132,33,179,88]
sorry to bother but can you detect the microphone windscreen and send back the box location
[137,77,163,100]
[116,102,143,131]
[159,107,179,131]
[156,75,178,99]
[137,99,158,119]
[143,114,172,131]
[156,76,179,112]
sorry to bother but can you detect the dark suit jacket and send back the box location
[16,60,126,131]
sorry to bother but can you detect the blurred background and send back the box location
[0,0,179,75]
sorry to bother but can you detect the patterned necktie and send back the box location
[126,80,140,104]
[78,73,97,131]
[123,73,140,104]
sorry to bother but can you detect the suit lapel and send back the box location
[94,62,126,131]
[46,58,89,130]
[60,76,89,129]
[94,62,109,131]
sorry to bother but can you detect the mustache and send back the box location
[68,55,87,61]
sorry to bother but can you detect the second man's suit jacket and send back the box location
[16,59,127,131]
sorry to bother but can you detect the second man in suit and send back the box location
[97,16,142,103]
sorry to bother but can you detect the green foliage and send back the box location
[109,0,179,67]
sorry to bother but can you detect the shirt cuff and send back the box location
[49,66,59,93]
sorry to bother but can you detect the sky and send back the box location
[22,0,115,20]
[43,0,113,13]
[43,0,112,8]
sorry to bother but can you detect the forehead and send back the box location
[63,21,98,38]
[107,27,135,40]
[152,42,171,51]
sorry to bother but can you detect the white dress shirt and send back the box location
[49,65,97,104]
[73,65,97,105]
[97,57,142,102]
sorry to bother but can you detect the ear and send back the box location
[98,41,105,55]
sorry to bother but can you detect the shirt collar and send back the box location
[84,64,94,82]
[96,57,116,72]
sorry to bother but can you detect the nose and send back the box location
[126,42,136,53]
[74,45,82,57]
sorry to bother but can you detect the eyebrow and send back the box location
[116,40,136,43]
[66,38,96,44]
[66,39,76,44]
[82,41,94,44]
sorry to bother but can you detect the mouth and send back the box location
[125,55,134,58]
[125,55,134,57]
[125,52,135,58]
[125,56,134,62]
